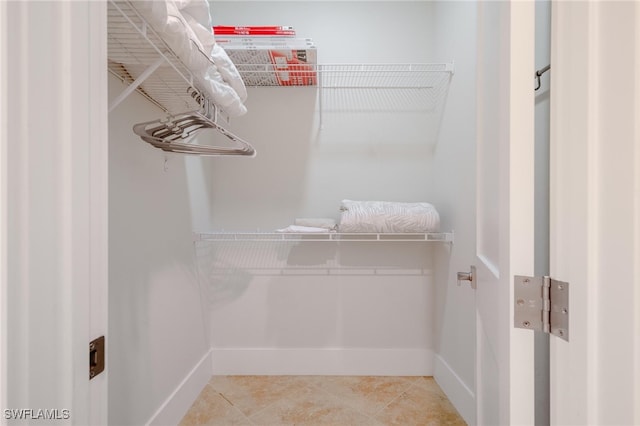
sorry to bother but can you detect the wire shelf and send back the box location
[320,63,453,89]
[236,62,454,129]
[234,62,454,89]
[107,0,260,156]
[108,0,453,120]
[107,0,213,115]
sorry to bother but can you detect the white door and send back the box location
[549,1,640,424]
[0,2,108,425]
[474,1,536,424]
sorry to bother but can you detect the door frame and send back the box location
[549,1,640,424]
[0,2,108,424]
[0,1,7,421]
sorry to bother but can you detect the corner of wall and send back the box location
[434,354,476,426]
[146,349,213,426]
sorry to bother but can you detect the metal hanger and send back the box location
[132,110,256,156]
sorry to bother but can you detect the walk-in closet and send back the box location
[107,1,478,424]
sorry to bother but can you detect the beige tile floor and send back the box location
[180,376,467,426]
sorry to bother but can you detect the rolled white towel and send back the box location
[338,200,440,233]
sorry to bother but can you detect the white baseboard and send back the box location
[146,349,213,426]
[433,354,475,425]
[144,349,472,424]
[210,348,434,376]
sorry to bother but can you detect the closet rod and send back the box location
[535,64,550,91]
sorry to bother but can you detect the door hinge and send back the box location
[90,336,105,379]
[514,275,569,341]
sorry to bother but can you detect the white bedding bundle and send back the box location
[129,0,248,117]
[338,200,440,233]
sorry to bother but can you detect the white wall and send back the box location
[197,2,477,404]
[197,240,436,375]
[197,1,443,376]
[108,76,211,425]
[204,1,438,232]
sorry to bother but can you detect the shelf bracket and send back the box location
[109,56,166,113]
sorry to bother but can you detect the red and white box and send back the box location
[225,47,318,86]
[213,25,296,36]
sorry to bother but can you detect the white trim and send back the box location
[146,350,213,426]
[507,2,536,425]
[635,5,640,422]
[433,354,475,426]
[0,1,8,423]
[88,2,109,424]
[550,2,640,424]
[210,348,434,376]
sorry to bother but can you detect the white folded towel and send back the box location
[294,218,337,230]
[276,225,332,233]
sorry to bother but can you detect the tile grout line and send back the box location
[212,384,259,426]
[303,378,384,426]
[299,376,419,424]
[369,378,418,420]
